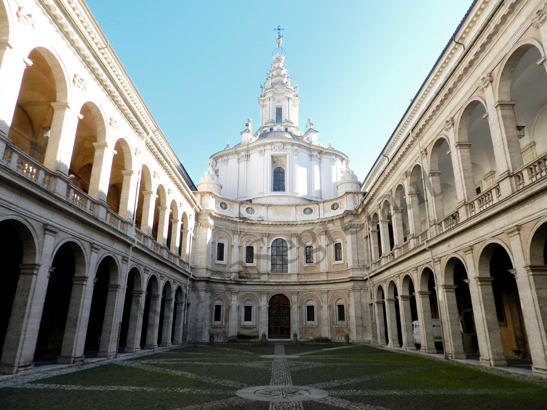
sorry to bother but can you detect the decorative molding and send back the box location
[72,73,86,91]
[532,1,547,29]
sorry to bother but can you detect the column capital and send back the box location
[132,290,145,296]
[417,290,431,297]
[50,101,71,111]
[439,284,457,291]
[92,141,109,151]
[73,275,88,285]
[504,225,521,237]
[108,284,121,291]
[495,101,516,109]
[121,169,134,176]
[18,263,41,275]
[399,294,411,301]
[474,276,493,285]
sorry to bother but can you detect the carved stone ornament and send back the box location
[272,143,285,151]
[134,147,141,157]
[480,73,493,89]
[16,6,35,29]
[72,74,86,91]
[533,2,547,29]
[153,171,159,179]
[109,117,118,129]
[444,118,454,130]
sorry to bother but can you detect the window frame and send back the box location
[215,240,226,264]
[272,166,286,192]
[244,245,255,266]
[335,301,346,324]
[242,303,255,326]
[270,238,289,273]
[212,303,224,326]
[304,244,314,265]
[333,241,343,264]
[305,302,317,325]
[275,106,282,123]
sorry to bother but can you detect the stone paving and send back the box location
[0,343,546,409]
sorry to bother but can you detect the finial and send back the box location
[273,25,286,56]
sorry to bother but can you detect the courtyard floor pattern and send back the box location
[0,343,546,409]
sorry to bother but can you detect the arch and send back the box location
[498,41,547,165]
[380,200,395,252]
[394,184,409,242]
[0,0,11,42]
[268,294,290,339]
[68,102,107,194]
[387,280,402,347]
[167,200,178,252]
[171,286,185,344]
[0,219,38,361]
[106,138,133,214]
[375,285,388,345]
[35,241,86,362]
[180,212,189,259]
[135,164,152,231]
[84,255,118,355]
[370,212,382,258]
[271,238,288,273]
[429,137,457,218]
[529,220,547,266]
[8,47,68,163]
[157,281,173,346]
[401,274,419,349]
[418,266,442,353]
[478,242,529,360]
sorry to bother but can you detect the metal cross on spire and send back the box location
[274,25,284,47]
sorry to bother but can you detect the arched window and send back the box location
[273,167,285,192]
[271,238,288,273]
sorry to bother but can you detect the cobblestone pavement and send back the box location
[0,343,545,409]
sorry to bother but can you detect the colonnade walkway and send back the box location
[0,342,545,409]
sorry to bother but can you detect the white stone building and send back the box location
[0,0,546,379]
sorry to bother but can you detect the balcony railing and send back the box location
[0,138,189,271]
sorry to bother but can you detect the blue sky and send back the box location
[86,0,474,184]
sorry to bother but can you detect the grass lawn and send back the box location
[0,343,545,409]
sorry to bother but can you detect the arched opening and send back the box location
[371,213,382,258]
[106,139,132,214]
[0,220,36,360]
[172,287,184,344]
[68,103,105,194]
[479,244,529,362]
[35,242,85,363]
[140,276,158,349]
[119,267,140,351]
[458,101,497,195]
[410,165,427,233]
[402,275,419,350]
[268,294,290,339]
[152,185,166,242]
[8,48,63,163]
[530,222,547,266]
[271,238,288,273]
[500,44,547,163]
[395,185,410,243]
[157,282,172,346]
[430,138,457,219]
[376,286,388,345]
[84,256,117,356]
[135,165,152,231]
[419,268,443,353]
[446,258,478,357]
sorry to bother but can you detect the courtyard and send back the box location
[0,343,545,409]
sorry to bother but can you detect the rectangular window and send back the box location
[216,242,224,262]
[306,305,315,322]
[244,306,252,322]
[334,242,342,262]
[305,245,313,264]
[245,246,254,264]
[214,305,222,322]
[276,107,282,123]
[337,304,345,322]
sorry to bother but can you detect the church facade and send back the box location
[1,0,547,378]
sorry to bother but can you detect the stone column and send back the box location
[97,283,124,357]
[145,293,162,349]
[88,142,115,201]
[118,170,135,219]
[398,294,413,350]
[289,234,298,276]
[385,297,399,348]
[259,293,268,339]
[231,233,240,275]
[438,284,465,359]
[320,291,330,339]
[43,102,80,174]
[124,290,145,352]
[406,189,421,237]
[392,210,404,247]
[260,237,269,279]
[160,294,174,347]
[228,293,238,339]
[0,44,27,136]
[429,170,443,221]
[319,232,328,278]
[290,294,299,339]
[156,206,170,245]
[58,245,101,364]
[379,218,391,255]
[170,218,181,254]
[444,119,470,204]
[173,296,185,345]
[369,227,380,260]
[375,301,386,345]
[139,191,156,234]
[506,227,547,376]
[415,291,436,353]
[348,289,363,342]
